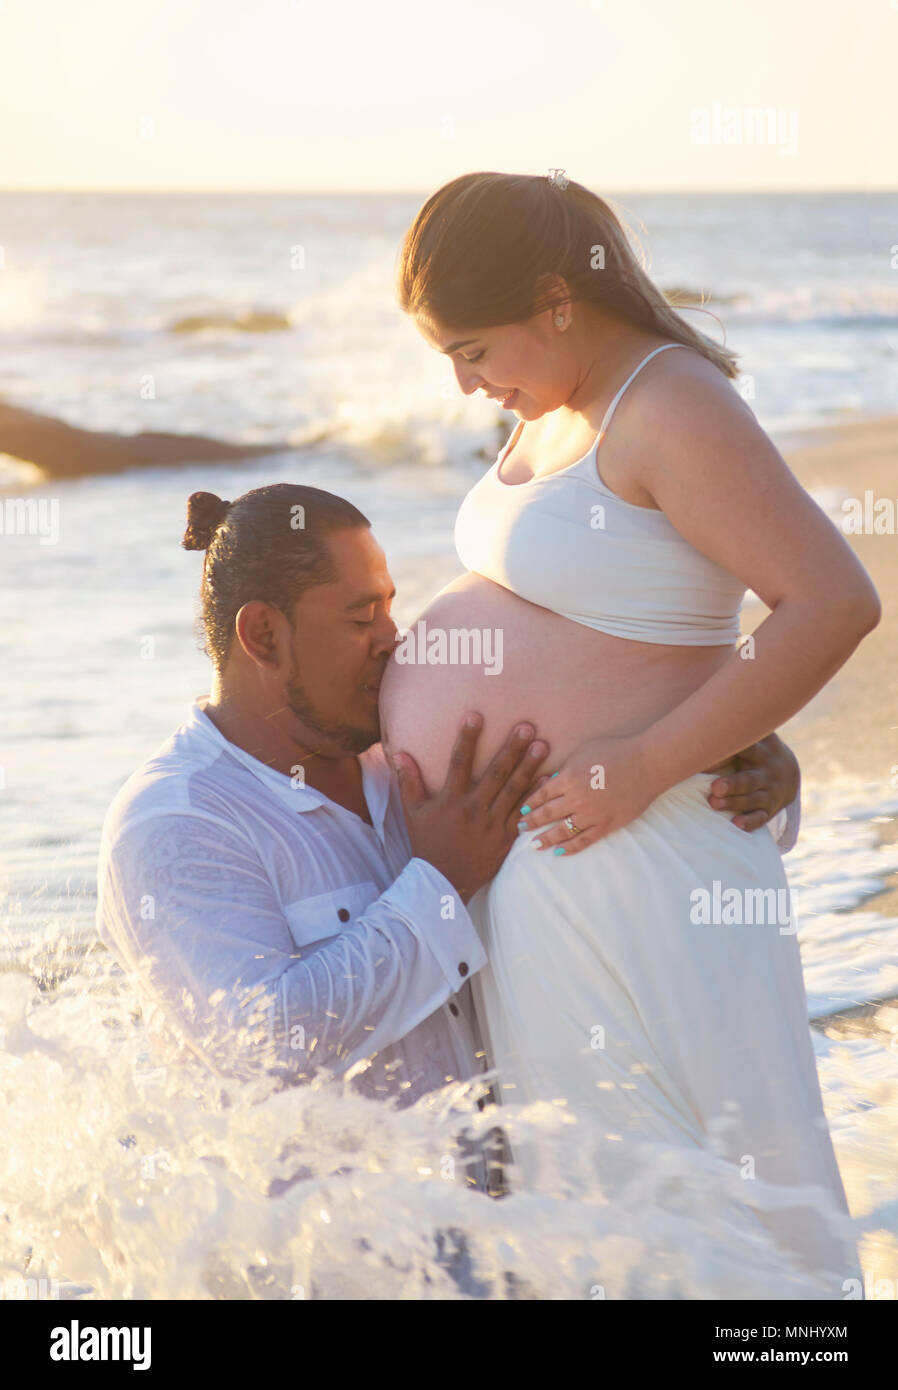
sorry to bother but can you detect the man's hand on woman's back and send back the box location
[705,732,800,832]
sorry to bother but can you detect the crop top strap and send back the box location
[598,343,687,436]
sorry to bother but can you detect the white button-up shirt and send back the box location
[96,698,489,1108]
[97,698,800,1112]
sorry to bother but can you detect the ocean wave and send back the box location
[786,781,898,1018]
[0,964,864,1301]
[719,289,898,325]
[2,776,896,1300]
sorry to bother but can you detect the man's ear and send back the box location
[234,601,287,670]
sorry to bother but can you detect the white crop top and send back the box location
[454,343,745,646]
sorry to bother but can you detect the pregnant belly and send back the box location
[378,571,734,795]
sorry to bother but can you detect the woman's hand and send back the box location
[517,731,801,856]
[516,734,665,855]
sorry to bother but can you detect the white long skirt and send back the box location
[468,772,857,1290]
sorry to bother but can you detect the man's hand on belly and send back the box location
[388,713,549,902]
[705,733,800,832]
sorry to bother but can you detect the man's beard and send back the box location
[285,669,379,755]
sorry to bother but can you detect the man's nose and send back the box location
[374,616,399,656]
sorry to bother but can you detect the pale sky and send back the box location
[0,0,893,191]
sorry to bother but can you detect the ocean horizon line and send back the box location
[0,184,896,198]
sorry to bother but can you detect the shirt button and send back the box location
[337,907,350,922]
[449,1002,459,1017]
[458,962,469,977]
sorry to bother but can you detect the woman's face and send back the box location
[415,309,578,419]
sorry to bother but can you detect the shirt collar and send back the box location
[186,696,394,837]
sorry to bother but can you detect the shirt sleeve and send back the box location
[96,809,487,1084]
[767,772,801,855]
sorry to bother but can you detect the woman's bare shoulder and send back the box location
[605,347,767,481]
[630,345,755,429]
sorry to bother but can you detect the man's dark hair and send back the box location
[181,483,370,669]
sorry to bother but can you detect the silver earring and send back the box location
[554,313,565,327]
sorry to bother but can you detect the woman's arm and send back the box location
[634,369,880,787]
[520,363,878,853]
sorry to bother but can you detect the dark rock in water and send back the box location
[663,285,740,307]
[170,314,235,333]
[0,399,287,479]
[169,310,291,333]
[663,285,711,306]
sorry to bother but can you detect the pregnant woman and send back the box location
[378,171,879,1286]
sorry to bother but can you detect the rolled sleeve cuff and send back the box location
[770,775,801,855]
[380,857,487,990]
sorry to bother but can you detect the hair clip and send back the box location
[547,168,569,189]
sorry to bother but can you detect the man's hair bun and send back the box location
[182,491,233,551]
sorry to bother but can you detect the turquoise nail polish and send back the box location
[553,846,566,856]
[519,804,531,815]
[516,819,528,830]
[550,772,560,778]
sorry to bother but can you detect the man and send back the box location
[97,482,800,1140]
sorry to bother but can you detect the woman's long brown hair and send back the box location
[396,171,739,379]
